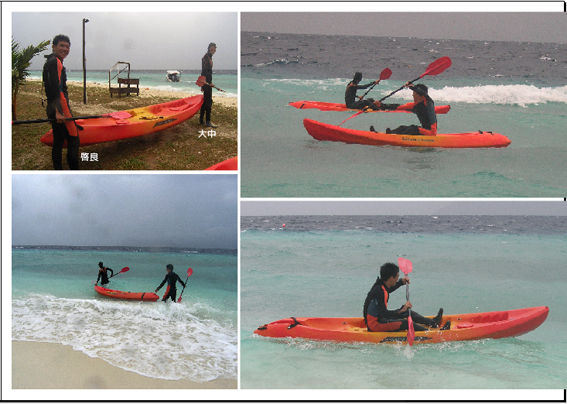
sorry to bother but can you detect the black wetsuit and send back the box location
[156,272,186,302]
[379,85,438,135]
[199,51,214,123]
[42,53,80,169]
[97,267,113,285]
[345,81,378,110]
[364,277,437,332]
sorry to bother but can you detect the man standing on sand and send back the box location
[155,264,186,303]
[199,42,218,128]
[42,34,80,170]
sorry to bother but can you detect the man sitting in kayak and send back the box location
[363,262,449,332]
[345,72,380,110]
[96,262,113,286]
[155,264,186,303]
[370,83,437,136]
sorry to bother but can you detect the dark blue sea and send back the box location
[240,215,567,390]
[241,32,567,197]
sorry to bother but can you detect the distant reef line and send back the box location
[12,245,237,255]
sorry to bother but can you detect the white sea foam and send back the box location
[12,293,237,382]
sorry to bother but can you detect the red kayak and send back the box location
[290,100,451,115]
[205,156,238,170]
[255,306,549,345]
[94,285,159,302]
[304,118,511,148]
[41,95,203,147]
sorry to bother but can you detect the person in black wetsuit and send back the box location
[199,42,217,128]
[96,262,114,286]
[345,72,380,110]
[371,83,438,136]
[363,262,449,332]
[42,34,80,169]
[155,264,186,303]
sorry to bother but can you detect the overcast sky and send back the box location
[241,200,567,216]
[241,12,566,44]
[12,174,238,249]
[10,11,238,70]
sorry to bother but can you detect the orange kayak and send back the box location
[94,285,159,302]
[41,95,203,147]
[255,306,549,345]
[304,118,511,148]
[290,100,451,115]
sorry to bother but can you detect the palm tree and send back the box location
[12,38,50,120]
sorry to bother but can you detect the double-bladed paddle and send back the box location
[12,111,132,125]
[378,56,452,103]
[338,68,392,126]
[338,56,451,126]
[398,257,415,346]
[196,76,226,92]
[177,268,194,303]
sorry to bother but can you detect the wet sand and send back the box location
[12,341,236,389]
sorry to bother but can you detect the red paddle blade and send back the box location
[380,68,392,80]
[398,257,413,276]
[119,266,130,274]
[187,268,193,277]
[422,56,452,78]
[196,76,207,87]
[407,316,415,346]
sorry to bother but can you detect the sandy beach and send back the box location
[12,341,237,389]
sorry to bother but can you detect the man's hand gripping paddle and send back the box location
[338,68,392,127]
[196,76,226,93]
[177,268,194,303]
[398,257,415,346]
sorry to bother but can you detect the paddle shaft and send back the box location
[360,68,392,100]
[13,114,110,125]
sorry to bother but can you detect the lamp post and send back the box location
[82,18,89,104]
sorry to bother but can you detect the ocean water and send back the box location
[12,247,238,383]
[28,69,238,98]
[241,32,567,197]
[240,215,567,390]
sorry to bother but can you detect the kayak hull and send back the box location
[304,118,511,148]
[290,100,451,115]
[94,285,159,302]
[205,156,238,170]
[254,306,549,345]
[41,95,204,147]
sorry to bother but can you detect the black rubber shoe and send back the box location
[433,308,444,327]
[370,126,376,132]
[441,320,451,331]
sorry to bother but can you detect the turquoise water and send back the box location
[12,248,237,382]
[240,223,567,389]
[28,69,238,98]
[241,33,567,197]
